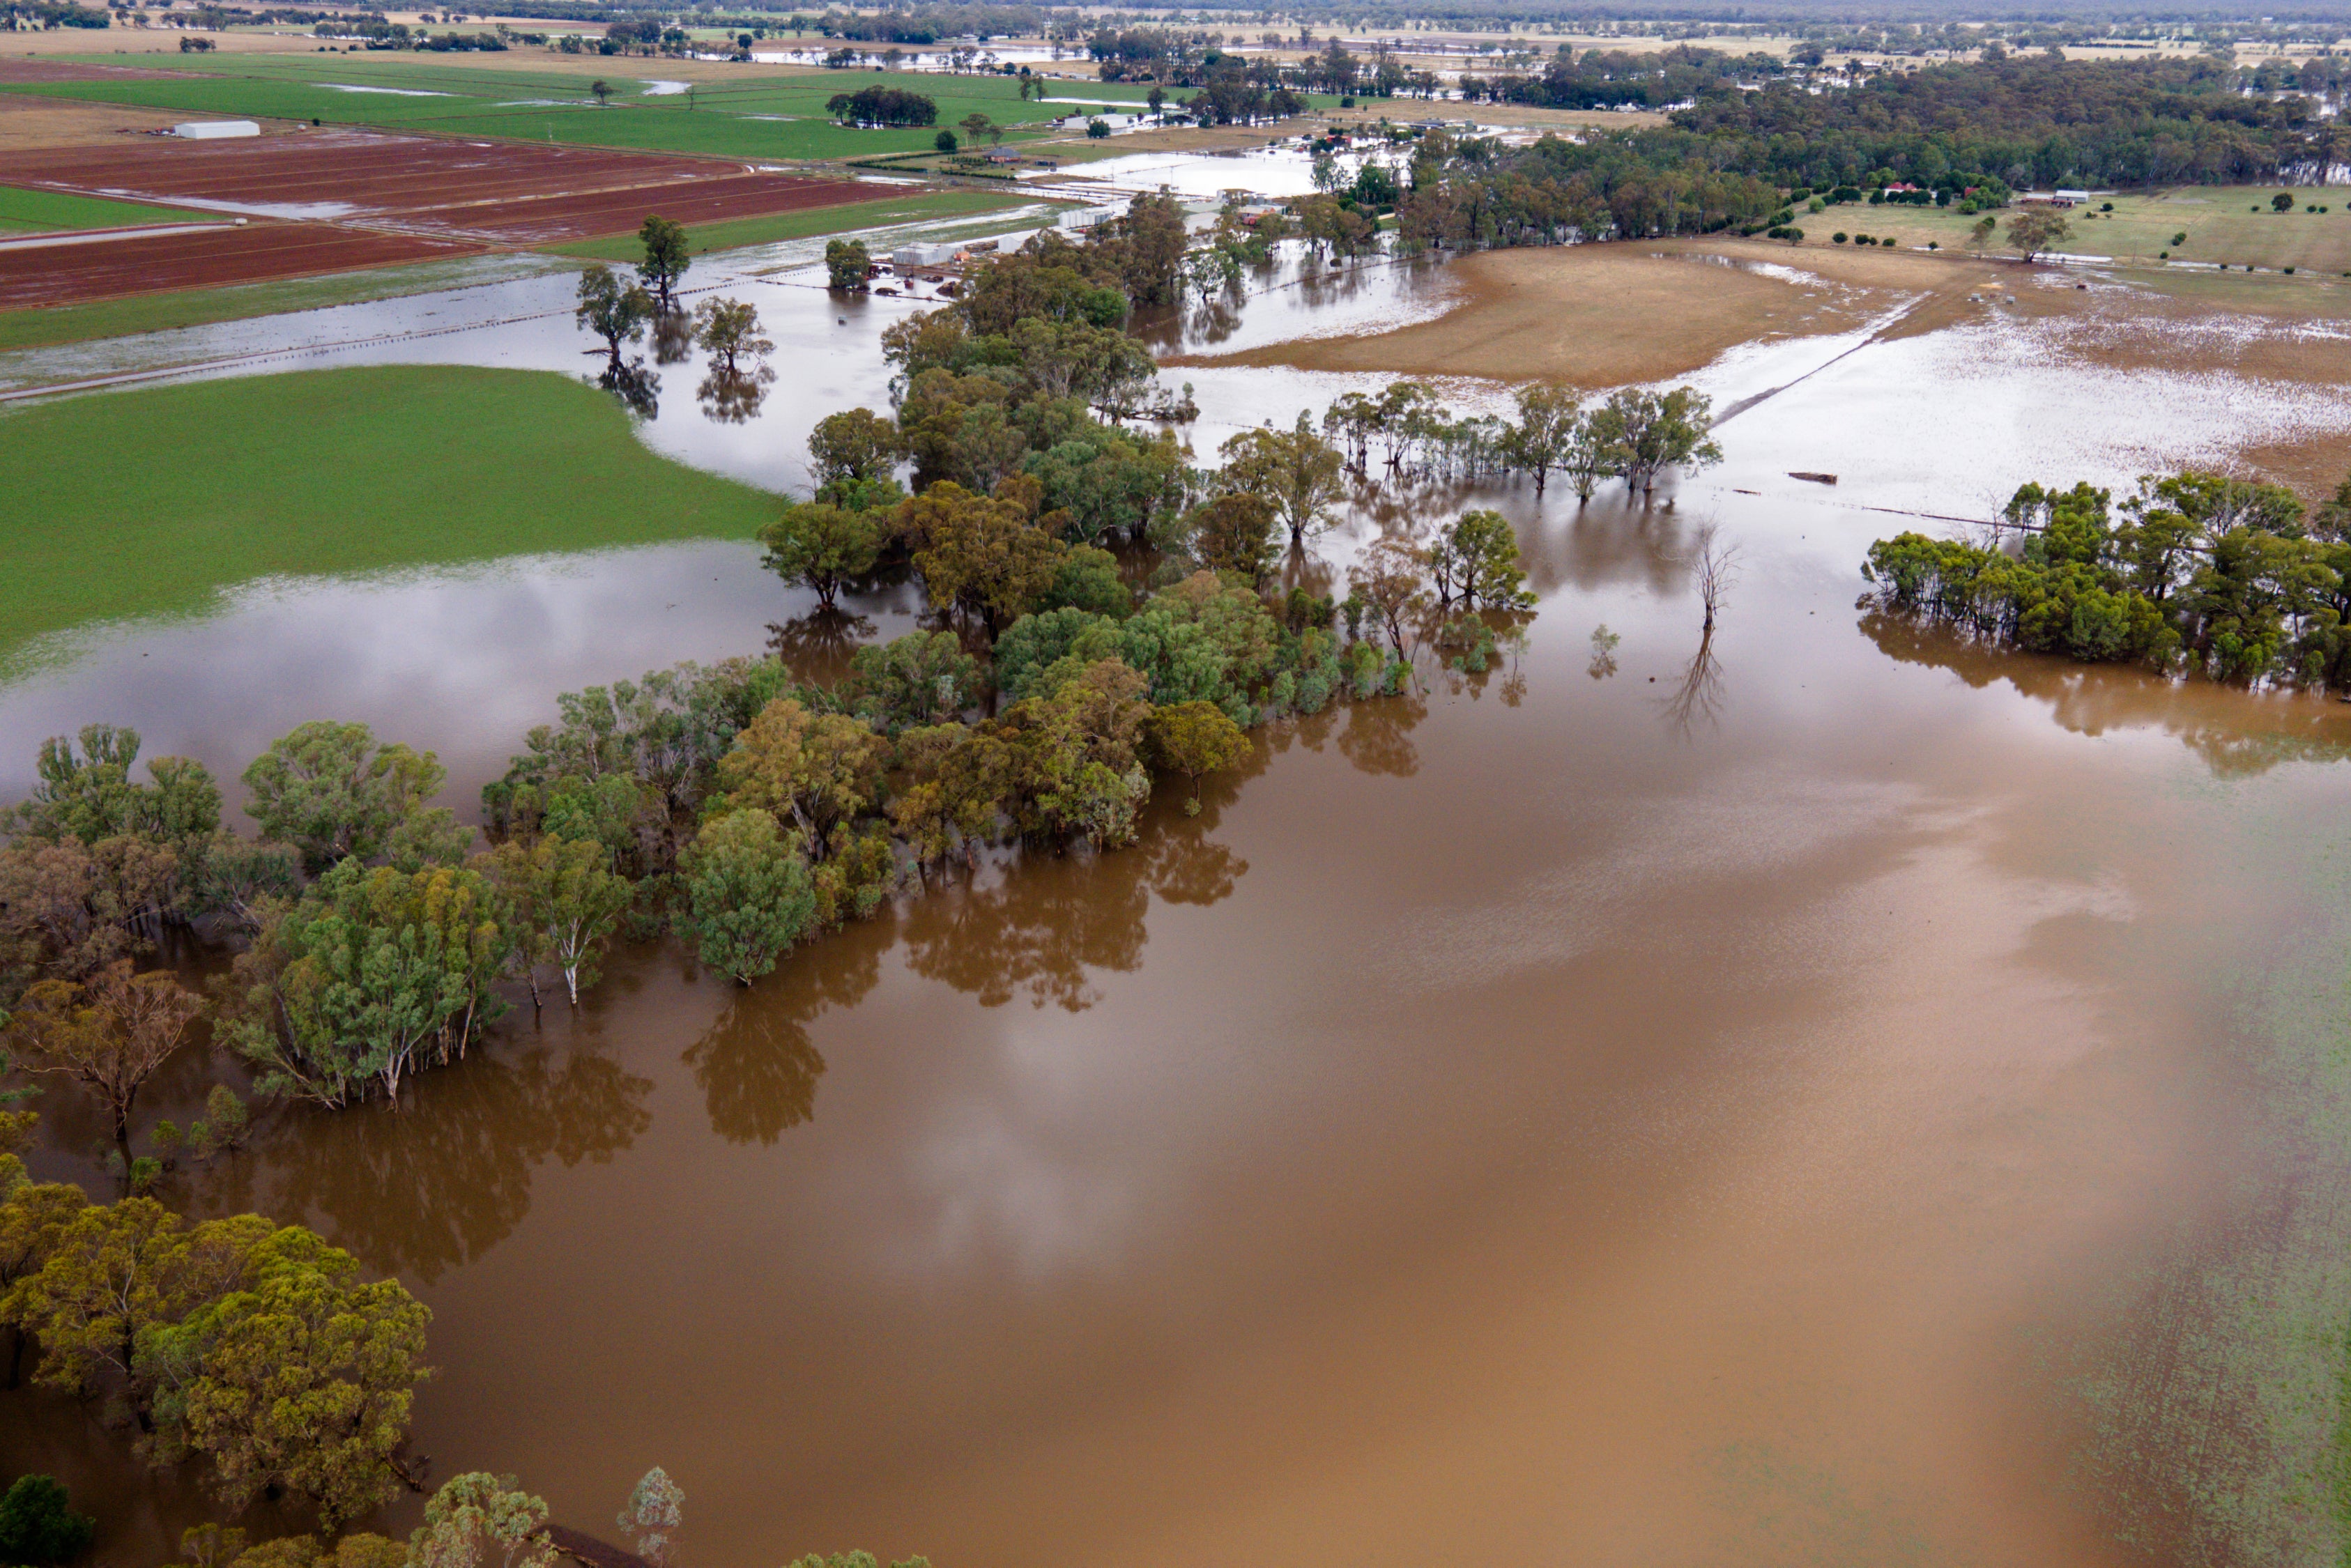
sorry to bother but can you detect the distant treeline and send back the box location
[1458,44,1786,107]
[1386,47,2351,252]
[2,0,107,26]
[1683,53,2343,188]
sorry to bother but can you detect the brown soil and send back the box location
[1172,240,2007,385]
[0,220,477,308]
[0,57,184,82]
[6,126,870,300]
[9,128,871,243]
[0,29,321,57]
[0,93,237,151]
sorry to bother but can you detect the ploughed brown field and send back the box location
[0,221,480,310]
[1,128,877,305]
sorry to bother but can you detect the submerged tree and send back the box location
[1142,701,1250,812]
[675,810,815,985]
[1506,385,1582,495]
[636,215,691,312]
[575,264,654,371]
[146,1226,432,1530]
[618,1468,685,1568]
[1219,414,1346,546]
[760,504,884,610]
[240,720,461,874]
[1427,510,1535,613]
[824,238,872,293]
[475,835,631,1007]
[1589,386,1722,497]
[694,296,773,378]
[1691,523,1740,632]
[217,859,510,1107]
[409,1473,553,1568]
[8,960,204,1144]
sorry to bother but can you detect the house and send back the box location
[2054,188,2090,205]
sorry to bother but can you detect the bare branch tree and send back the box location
[1691,523,1741,633]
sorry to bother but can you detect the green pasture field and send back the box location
[1800,184,2351,273]
[0,364,778,667]
[0,255,568,355]
[2,54,1170,160]
[0,185,208,233]
[544,187,1043,260]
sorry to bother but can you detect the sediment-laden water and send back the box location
[7,237,2351,1568]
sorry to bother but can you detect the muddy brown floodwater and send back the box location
[8,248,2351,1568]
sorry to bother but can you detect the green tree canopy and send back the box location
[635,215,691,312]
[676,810,815,985]
[240,721,458,875]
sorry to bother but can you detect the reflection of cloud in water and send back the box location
[1703,315,2351,520]
[1389,757,2138,1003]
[893,1086,1140,1278]
[0,541,872,804]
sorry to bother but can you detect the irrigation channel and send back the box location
[8,215,2351,1567]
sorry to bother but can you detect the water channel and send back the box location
[6,219,2351,1567]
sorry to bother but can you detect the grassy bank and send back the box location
[544,187,1038,261]
[0,185,206,233]
[0,364,779,668]
[5,56,1159,160]
[0,254,569,355]
[1800,185,2351,273]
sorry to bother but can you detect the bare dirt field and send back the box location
[0,91,242,151]
[3,125,873,300]
[9,127,874,243]
[1181,234,2351,493]
[1170,239,2002,385]
[0,220,477,308]
[0,28,316,58]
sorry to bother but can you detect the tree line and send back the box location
[1862,469,2351,684]
[1369,47,2351,252]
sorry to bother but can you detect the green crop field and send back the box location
[0,185,209,233]
[0,364,779,668]
[1793,185,2351,274]
[0,254,569,355]
[545,187,1046,260]
[5,54,1167,160]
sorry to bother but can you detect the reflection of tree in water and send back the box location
[900,794,1253,1010]
[650,308,695,367]
[902,859,1147,1011]
[1657,631,1727,738]
[1859,609,2351,778]
[768,608,877,686]
[1184,293,1245,345]
[593,360,660,419]
[697,366,774,424]
[1337,688,1427,776]
[685,915,887,1144]
[1275,541,1339,601]
[262,1045,652,1282]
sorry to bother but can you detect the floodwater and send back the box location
[8,236,2351,1568]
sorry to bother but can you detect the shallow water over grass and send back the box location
[8,241,2351,1567]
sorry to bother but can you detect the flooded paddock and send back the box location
[6,233,2351,1568]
